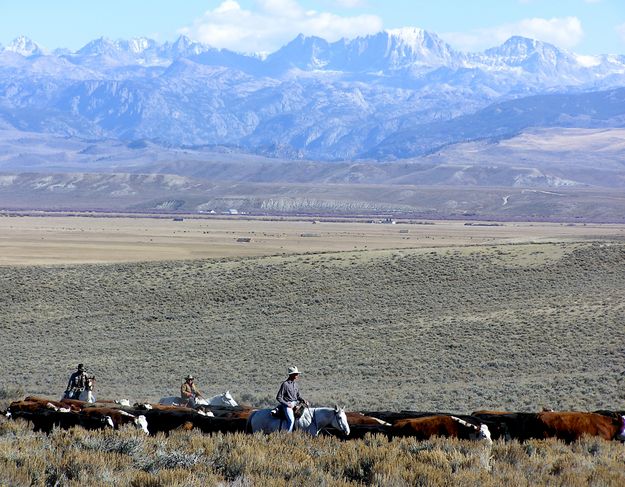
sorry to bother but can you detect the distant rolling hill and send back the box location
[363,89,625,160]
[2,171,625,222]
[1,127,623,188]
[1,126,624,221]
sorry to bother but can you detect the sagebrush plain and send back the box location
[1,216,624,413]
[2,215,625,486]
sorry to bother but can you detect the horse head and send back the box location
[79,377,96,403]
[221,391,238,407]
[332,406,350,436]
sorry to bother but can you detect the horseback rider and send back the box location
[275,366,309,432]
[180,374,204,407]
[64,363,90,399]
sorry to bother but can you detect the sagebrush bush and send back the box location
[2,414,625,486]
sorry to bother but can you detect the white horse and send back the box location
[78,377,96,403]
[248,406,350,436]
[158,391,238,408]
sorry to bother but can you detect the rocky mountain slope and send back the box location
[1,30,624,160]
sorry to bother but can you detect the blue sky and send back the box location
[1,0,624,54]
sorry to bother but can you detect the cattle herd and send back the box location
[4,396,625,444]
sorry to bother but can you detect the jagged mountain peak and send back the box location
[164,35,210,58]
[77,36,159,56]
[267,33,331,69]
[341,27,460,70]
[290,33,328,45]
[77,37,119,56]
[485,36,568,61]
[478,35,586,80]
[384,27,434,45]
[124,37,156,54]
[6,35,44,57]
[173,35,194,48]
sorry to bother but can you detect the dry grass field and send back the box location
[2,417,625,486]
[1,216,624,414]
[1,214,624,265]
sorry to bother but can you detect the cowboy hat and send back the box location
[185,374,194,380]
[287,366,300,375]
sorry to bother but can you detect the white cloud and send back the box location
[334,0,367,7]
[617,22,625,43]
[443,16,584,52]
[180,0,382,53]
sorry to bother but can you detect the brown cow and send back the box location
[59,398,89,410]
[215,409,253,421]
[338,412,391,439]
[8,399,76,417]
[208,406,254,418]
[23,396,82,412]
[362,410,444,424]
[7,401,111,433]
[472,410,625,442]
[537,411,625,442]
[390,415,492,443]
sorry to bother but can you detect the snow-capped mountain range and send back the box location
[1,28,624,160]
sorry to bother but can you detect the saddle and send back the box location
[271,404,305,420]
[64,389,83,400]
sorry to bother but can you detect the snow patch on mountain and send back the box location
[0,30,624,160]
[5,36,44,57]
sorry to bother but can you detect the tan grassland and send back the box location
[1,215,624,265]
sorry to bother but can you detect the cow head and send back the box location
[451,416,493,444]
[477,423,493,444]
[104,416,114,428]
[135,415,149,434]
